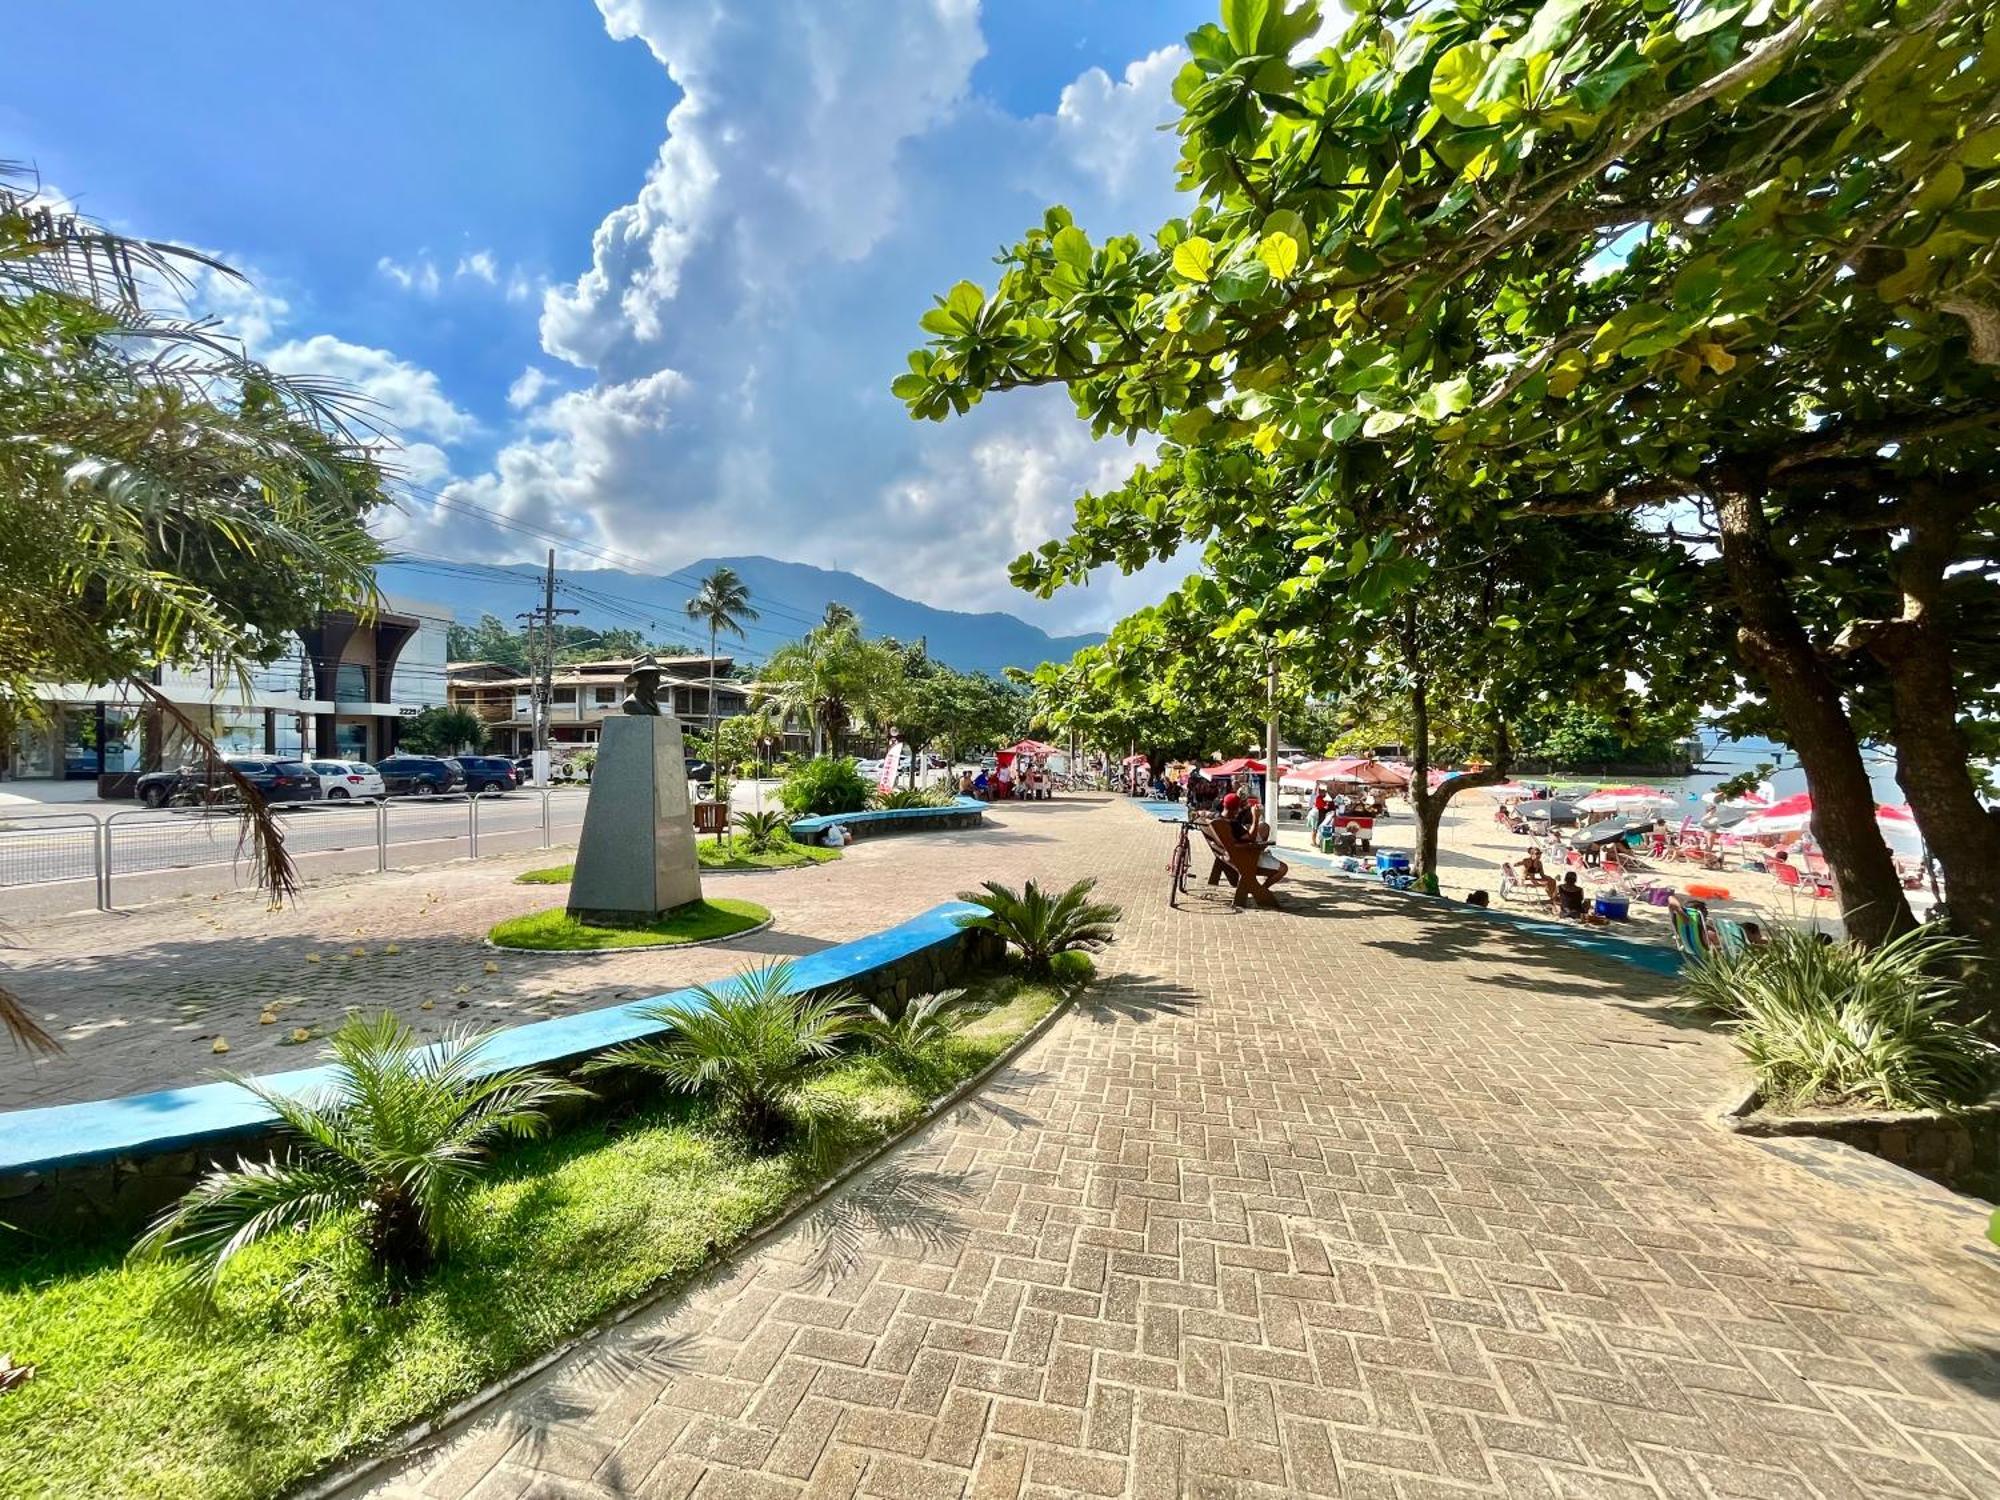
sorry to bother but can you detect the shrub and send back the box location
[779,756,870,816]
[857,987,973,1063]
[1049,950,1096,986]
[587,961,857,1148]
[1682,927,1996,1112]
[733,808,790,852]
[956,877,1121,977]
[875,785,952,810]
[132,1014,587,1296]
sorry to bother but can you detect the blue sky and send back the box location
[8,1,1225,630]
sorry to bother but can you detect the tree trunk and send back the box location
[1857,488,2000,967]
[1714,484,1913,947]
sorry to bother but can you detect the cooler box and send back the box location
[1375,851,1410,874]
[1594,895,1630,921]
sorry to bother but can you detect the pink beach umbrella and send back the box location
[1735,793,1921,846]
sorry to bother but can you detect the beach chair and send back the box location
[1667,897,1710,957]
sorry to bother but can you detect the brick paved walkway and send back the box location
[306,795,2000,1500]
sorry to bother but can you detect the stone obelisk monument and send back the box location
[567,654,703,920]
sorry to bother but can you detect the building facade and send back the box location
[14,595,452,787]
[447,655,761,756]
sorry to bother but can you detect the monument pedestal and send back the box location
[566,715,704,919]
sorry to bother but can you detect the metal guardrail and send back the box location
[0,789,589,912]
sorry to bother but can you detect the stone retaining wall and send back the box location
[0,909,1005,1240]
[1726,1095,2000,1197]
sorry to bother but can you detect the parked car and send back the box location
[373,755,465,797]
[307,759,385,802]
[853,758,883,779]
[683,759,714,786]
[135,756,320,809]
[450,755,521,795]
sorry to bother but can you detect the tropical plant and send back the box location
[779,755,871,816]
[756,620,898,757]
[875,785,952,810]
[734,808,790,853]
[857,987,973,1064]
[686,566,759,758]
[131,1013,587,1295]
[1684,927,1996,1112]
[1,168,391,1048]
[397,705,488,756]
[956,878,1121,977]
[587,962,858,1148]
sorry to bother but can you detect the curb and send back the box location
[482,914,776,956]
[295,974,1082,1500]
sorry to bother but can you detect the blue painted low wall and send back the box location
[0,901,994,1232]
[789,796,985,842]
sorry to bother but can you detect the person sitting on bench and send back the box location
[1213,793,1288,905]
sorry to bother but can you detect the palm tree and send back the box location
[955,878,1122,977]
[1,168,388,1053]
[587,962,857,1149]
[822,601,858,632]
[132,1013,587,1295]
[685,566,759,765]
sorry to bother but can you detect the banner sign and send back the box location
[878,738,904,791]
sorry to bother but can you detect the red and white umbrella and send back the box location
[1279,759,1347,787]
[1734,793,1922,847]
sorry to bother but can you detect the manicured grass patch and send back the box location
[514,838,839,885]
[0,975,1063,1500]
[489,898,770,951]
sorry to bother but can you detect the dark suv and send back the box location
[135,756,319,809]
[374,755,465,797]
[451,755,520,795]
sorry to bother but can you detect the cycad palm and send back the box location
[132,1013,587,1295]
[686,566,759,757]
[955,878,1121,976]
[857,988,973,1064]
[590,961,856,1148]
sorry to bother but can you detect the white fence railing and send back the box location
[0,789,586,913]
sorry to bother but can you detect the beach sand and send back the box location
[1270,795,1867,949]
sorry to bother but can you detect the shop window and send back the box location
[334,663,369,704]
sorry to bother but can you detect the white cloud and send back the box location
[507,366,554,408]
[266,333,478,446]
[456,249,499,285]
[377,254,441,295]
[405,0,1197,630]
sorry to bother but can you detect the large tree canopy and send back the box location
[901,0,2000,953]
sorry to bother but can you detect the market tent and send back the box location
[1207,757,1266,777]
[1278,758,1346,787]
[1329,756,1407,787]
[1010,739,1058,756]
[1121,753,1149,766]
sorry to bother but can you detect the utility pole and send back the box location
[1264,645,1281,804]
[516,548,577,782]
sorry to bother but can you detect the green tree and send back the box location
[899,0,2000,953]
[398,705,489,755]
[686,567,759,759]
[756,619,898,757]
[1,168,389,1049]
[445,614,530,671]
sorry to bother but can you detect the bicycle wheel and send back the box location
[1169,833,1189,907]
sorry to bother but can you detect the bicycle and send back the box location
[1168,816,1193,907]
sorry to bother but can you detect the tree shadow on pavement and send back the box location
[952,1066,1054,1132]
[777,1160,978,1294]
[1081,974,1201,1026]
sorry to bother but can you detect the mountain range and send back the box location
[378,555,1105,678]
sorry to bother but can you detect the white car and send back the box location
[853,758,883,778]
[309,758,385,802]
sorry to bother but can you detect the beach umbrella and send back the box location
[1733,793,1921,846]
[1575,786,1673,814]
[1520,799,1581,825]
[1481,782,1540,800]
[1328,756,1407,787]
[1206,757,1266,777]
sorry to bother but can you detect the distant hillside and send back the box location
[379,554,1104,678]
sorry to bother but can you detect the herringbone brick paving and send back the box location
[328,795,2000,1499]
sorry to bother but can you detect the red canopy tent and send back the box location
[1329,756,1407,787]
[1206,757,1266,777]
[1010,739,1058,756]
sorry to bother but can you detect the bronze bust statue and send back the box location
[620,653,665,715]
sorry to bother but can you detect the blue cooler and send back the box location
[1594,895,1630,921]
[1376,851,1410,875]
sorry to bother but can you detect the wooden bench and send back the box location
[1198,816,1285,909]
[692,800,731,842]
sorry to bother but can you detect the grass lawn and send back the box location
[489,898,770,950]
[0,974,1063,1500]
[516,838,840,883]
